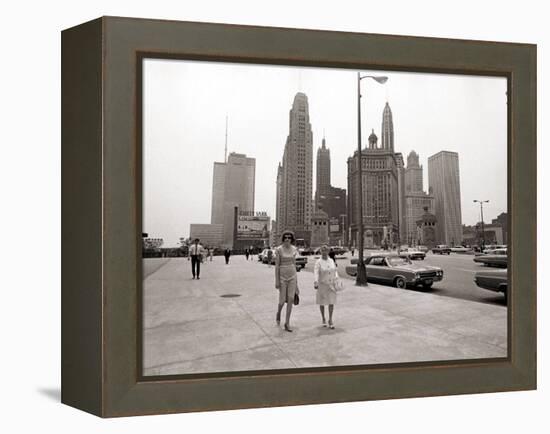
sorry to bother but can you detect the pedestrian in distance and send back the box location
[245,248,250,261]
[313,245,343,329]
[224,248,231,264]
[328,247,337,266]
[275,230,299,332]
[209,248,213,261]
[266,248,273,268]
[188,238,204,280]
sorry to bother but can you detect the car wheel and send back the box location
[394,277,407,289]
[422,282,433,289]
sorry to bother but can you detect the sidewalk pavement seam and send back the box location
[143,258,172,280]
[144,343,278,371]
[236,300,299,369]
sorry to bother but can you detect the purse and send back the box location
[293,293,300,305]
[333,271,345,292]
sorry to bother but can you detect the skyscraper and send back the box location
[403,150,434,245]
[381,102,394,151]
[428,151,462,246]
[315,135,331,198]
[347,102,400,248]
[211,152,256,247]
[276,92,313,243]
[314,135,347,245]
[211,162,226,224]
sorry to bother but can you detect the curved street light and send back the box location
[356,73,388,286]
[473,199,489,249]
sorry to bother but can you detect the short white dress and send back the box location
[314,257,338,305]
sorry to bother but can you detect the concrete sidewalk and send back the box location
[143,255,507,376]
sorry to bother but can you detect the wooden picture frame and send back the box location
[61,16,536,417]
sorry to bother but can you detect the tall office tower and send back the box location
[405,150,424,193]
[314,135,348,245]
[222,152,256,245]
[381,102,394,151]
[315,135,331,199]
[403,150,434,245]
[347,128,400,248]
[211,152,256,247]
[276,92,313,243]
[428,151,462,246]
[275,162,284,242]
[395,152,407,244]
[211,162,226,224]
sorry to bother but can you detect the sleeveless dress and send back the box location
[314,257,338,305]
[275,246,298,304]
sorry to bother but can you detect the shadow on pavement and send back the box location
[37,388,61,402]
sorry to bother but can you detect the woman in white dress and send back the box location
[313,245,338,329]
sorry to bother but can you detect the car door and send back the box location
[366,257,385,282]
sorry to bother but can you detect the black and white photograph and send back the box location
[141,59,508,377]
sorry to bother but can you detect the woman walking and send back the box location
[275,230,299,332]
[313,245,339,329]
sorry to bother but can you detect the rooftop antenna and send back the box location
[224,115,228,163]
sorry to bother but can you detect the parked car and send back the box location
[473,248,508,268]
[295,255,308,271]
[261,249,275,264]
[330,246,348,256]
[258,248,269,262]
[345,254,443,289]
[450,246,473,253]
[432,245,451,255]
[262,248,307,271]
[398,247,426,260]
[474,268,507,301]
[298,247,315,256]
[416,245,429,253]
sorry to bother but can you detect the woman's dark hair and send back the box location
[281,230,295,243]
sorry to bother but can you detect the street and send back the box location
[143,254,507,376]
[302,251,507,306]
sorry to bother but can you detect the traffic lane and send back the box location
[410,253,506,306]
[301,252,506,307]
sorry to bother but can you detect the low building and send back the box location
[416,206,437,249]
[233,210,271,252]
[189,224,224,248]
[310,208,329,248]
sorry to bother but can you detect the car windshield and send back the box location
[388,257,411,266]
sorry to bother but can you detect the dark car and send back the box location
[432,245,451,255]
[346,254,443,289]
[473,248,507,268]
[474,269,507,300]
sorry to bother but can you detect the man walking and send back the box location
[188,238,204,279]
[224,248,231,264]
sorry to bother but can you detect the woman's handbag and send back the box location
[293,293,300,305]
[333,272,345,292]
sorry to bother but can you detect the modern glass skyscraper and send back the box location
[211,162,226,225]
[276,92,313,243]
[210,152,255,247]
[428,151,462,246]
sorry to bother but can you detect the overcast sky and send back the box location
[143,59,507,247]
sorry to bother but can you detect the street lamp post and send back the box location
[356,72,388,286]
[473,199,489,250]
